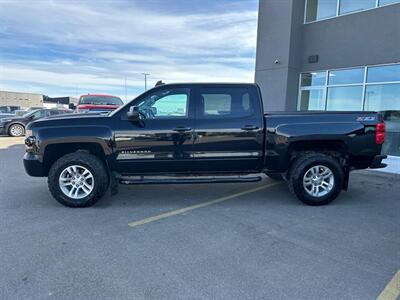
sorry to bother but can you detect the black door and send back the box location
[192,85,264,173]
[113,87,195,174]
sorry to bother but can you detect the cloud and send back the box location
[0,0,258,98]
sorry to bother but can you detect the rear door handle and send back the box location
[173,126,192,132]
[241,125,259,131]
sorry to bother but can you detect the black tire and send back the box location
[48,152,109,207]
[8,123,25,137]
[266,173,285,181]
[288,153,344,206]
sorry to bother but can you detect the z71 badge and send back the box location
[356,116,376,121]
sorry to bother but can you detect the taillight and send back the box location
[376,122,385,144]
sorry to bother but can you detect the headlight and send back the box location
[1,118,12,122]
[25,136,36,147]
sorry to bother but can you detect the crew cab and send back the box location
[23,83,386,207]
[70,94,123,113]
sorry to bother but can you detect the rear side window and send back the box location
[199,87,254,118]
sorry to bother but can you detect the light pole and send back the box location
[142,73,150,91]
[124,76,127,102]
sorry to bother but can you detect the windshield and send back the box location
[22,110,37,118]
[79,95,123,106]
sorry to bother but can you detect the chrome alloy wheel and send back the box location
[303,165,334,197]
[10,124,24,136]
[59,165,94,199]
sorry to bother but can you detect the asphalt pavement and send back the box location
[0,137,399,300]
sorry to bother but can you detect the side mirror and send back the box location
[127,106,140,120]
[69,103,76,110]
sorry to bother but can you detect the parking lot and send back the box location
[0,137,399,299]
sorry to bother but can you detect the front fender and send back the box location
[34,125,114,159]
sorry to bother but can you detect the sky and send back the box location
[0,0,258,101]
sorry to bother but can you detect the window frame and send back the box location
[298,62,400,111]
[304,0,400,24]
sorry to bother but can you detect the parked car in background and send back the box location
[0,113,14,119]
[69,94,123,113]
[0,105,20,114]
[0,108,71,137]
[14,110,28,116]
[26,106,44,112]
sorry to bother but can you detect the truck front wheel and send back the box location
[288,153,344,206]
[48,152,109,207]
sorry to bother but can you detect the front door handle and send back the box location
[173,126,192,132]
[241,125,259,131]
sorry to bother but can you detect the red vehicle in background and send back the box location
[70,94,124,113]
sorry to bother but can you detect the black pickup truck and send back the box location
[23,83,386,207]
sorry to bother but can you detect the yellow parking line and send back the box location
[377,271,400,300]
[128,181,282,228]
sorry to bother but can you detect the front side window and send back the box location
[30,110,47,119]
[199,88,254,118]
[137,88,189,119]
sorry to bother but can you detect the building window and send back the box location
[300,89,325,110]
[305,0,337,22]
[379,0,400,5]
[298,63,400,112]
[328,68,364,85]
[301,71,326,86]
[326,86,363,110]
[339,0,376,14]
[367,64,400,82]
[364,84,400,111]
[305,0,400,23]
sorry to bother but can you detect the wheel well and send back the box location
[287,142,349,190]
[289,140,347,161]
[43,143,106,176]
[8,122,25,131]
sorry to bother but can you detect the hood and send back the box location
[28,112,108,126]
[1,115,25,122]
[45,112,105,119]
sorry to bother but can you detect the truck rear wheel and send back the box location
[288,153,344,206]
[48,152,109,207]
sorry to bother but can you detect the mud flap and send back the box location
[343,168,350,191]
[110,171,119,195]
